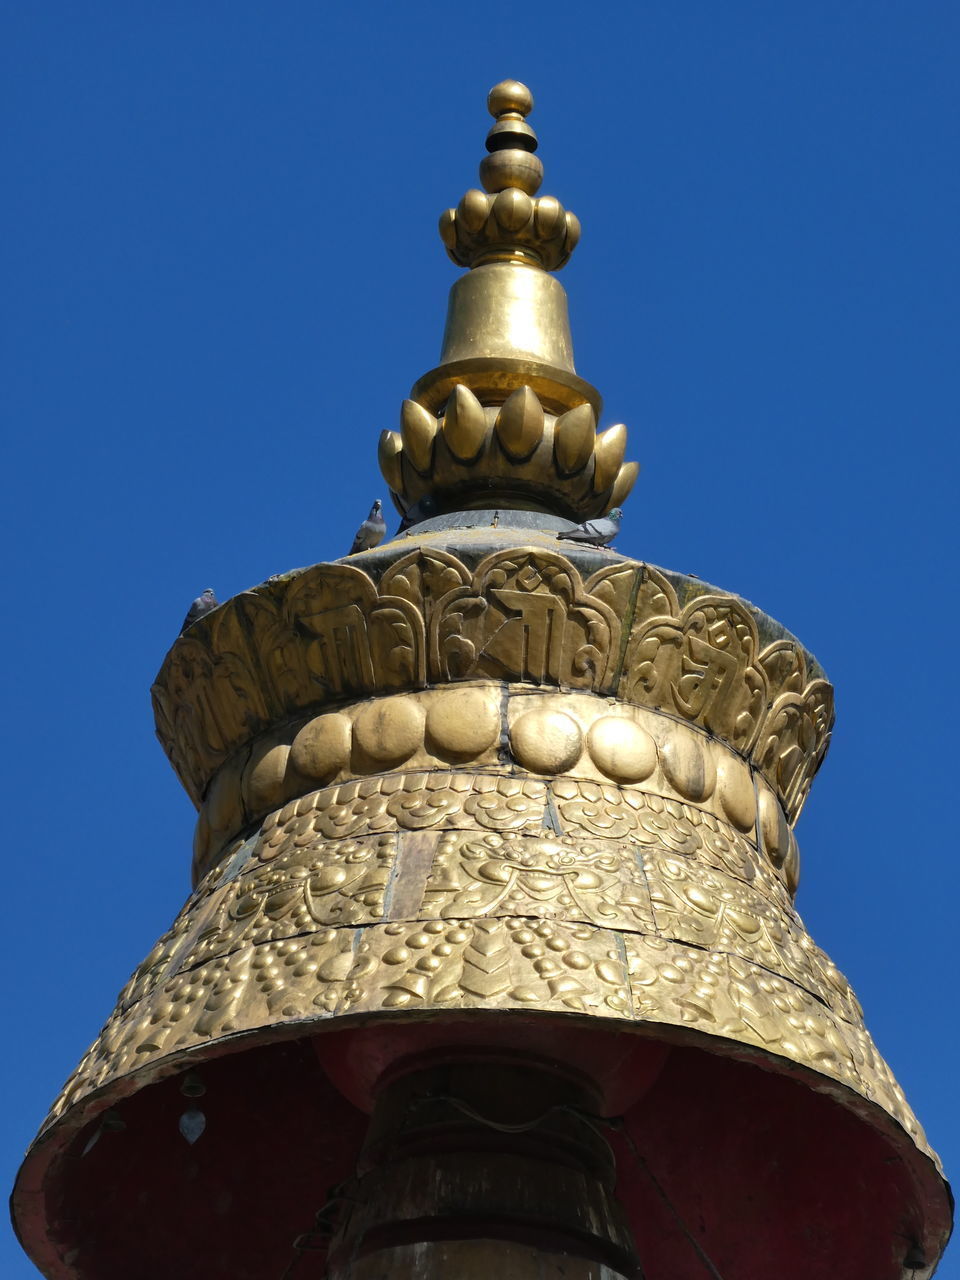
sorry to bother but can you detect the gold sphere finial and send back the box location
[438,77,580,271]
[480,78,542,197]
[487,79,534,119]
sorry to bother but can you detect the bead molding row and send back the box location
[194,687,799,894]
[156,548,832,827]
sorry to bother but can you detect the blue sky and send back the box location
[3,2,958,1274]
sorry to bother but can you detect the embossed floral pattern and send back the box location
[154,550,831,822]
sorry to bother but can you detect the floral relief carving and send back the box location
[623,595,767,754]
[153,549,833,821]
[755,679,834,821]
[284,562,426,697]
[48,900,924,1155]
[379,546,471,612]
[38,724,914,1149]
[429,548,623,689]
[421,830,657,932]
[235,592,312,721]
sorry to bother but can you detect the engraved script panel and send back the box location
[430,549,621,690]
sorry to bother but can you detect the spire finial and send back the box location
[487,79,534,118]
[481,80,542,196]
[439,80,580,271]
[378,79,640,522]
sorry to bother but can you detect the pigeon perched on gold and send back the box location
[557,509,623,547]
[180,588,218,634]
[349,500,386,554]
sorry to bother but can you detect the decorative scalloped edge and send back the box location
[380,384,638,519]
[439,188,581,271]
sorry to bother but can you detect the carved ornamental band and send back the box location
[154,547,833,827]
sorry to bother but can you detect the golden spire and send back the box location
[12,76,951,1280]
[378,80,640,522]
[438,79,581,271]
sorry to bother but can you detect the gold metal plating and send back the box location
[439,84,578,270]
[26,82,946,1265]
[440,188,579,272]
[45,753,928,1166]
[439,266,575,371]
[192,689,788,885]
[67,521,913,1170]
[376,82,639,518]
[153,548,832,830]
[409,357,602,418]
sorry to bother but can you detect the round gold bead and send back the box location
[783,827,801,895]
[242,739,292,814]
[493,186,534,231]
[353,697,424,765]
[290,714,352,781]
[458,188,492,231]
[487,79,534,118]
[716,755,757,832]
[426,689,499,758]
[204,758,244,835]
[509,708,583,774]
[586,717,657,783]
[660,731,716,803]
[480,149,543,196]
[758,784,790,868]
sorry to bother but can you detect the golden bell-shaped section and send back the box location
[379,81,640,522]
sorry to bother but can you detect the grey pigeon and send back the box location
[557,508,623,547]
[180,588,218,634]
[349,499,386,554]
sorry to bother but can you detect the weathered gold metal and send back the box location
[440,86,573,267]
[191,685,784,885]
[380,82,638,520]
[152,545,831,836]
[13,77,950,1280]
[40,687,911,1156]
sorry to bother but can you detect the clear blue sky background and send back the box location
[3,3,958,1275]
